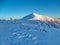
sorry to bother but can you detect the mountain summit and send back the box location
[22,13,60,22]
[21,13,60,28]
[22,13,46,21]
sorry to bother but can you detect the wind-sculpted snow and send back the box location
[0,13,60,45]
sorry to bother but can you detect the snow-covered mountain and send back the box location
[22,13,56,21]
[21,13,60,28]
[0,13,60,45]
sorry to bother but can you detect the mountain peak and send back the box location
[21,13,60,22]
[31,13,39,16]
[21,13,45,20]
[31,13,43,17]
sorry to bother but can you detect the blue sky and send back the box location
[0,0,60,19]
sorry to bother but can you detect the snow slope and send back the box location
[22,13,60,28]
[22,13,59,22]
[0,13,60,45]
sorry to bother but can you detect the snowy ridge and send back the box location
[22,13,60,28]
[0,13,60,45]
[22,13,60,22]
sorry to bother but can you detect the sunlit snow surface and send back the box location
[0,13,60,45]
